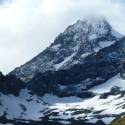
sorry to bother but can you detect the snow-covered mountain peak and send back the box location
[64,17,123,40]
[65,17,110,36]
[10,17,124,81]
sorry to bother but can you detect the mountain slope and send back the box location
[25,36,125,97]
[0,75,125,125]
[10,18,123,82]
[0,17,125,125]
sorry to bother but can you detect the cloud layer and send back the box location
[0,0,125,74]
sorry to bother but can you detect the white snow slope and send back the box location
[0,74,125,125]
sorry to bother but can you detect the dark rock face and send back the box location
[100,86,123,99]
[0,73,25,96]
[27,37,125,97]
[27,72,58,96]
[120,61,125,79]
[0,114,106,125]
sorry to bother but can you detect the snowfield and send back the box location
[90,74,125,94]
[0,74,125,125]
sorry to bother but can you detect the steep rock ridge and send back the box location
[10,18,123,81]
[0,72,25,96]
[120,61,125,79]
[27,37,125,97]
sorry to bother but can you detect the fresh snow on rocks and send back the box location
[90,74,125,94]
[10,17,123,81]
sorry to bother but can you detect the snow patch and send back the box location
[58,120,71,125]
[94,40,115,52]
[90,74,125,94]
[99,41,115,48]
[42,94,83,104]
[89,34,97,40]
[81,52,90,58]
[102,117,115,124]
[51,44,60,51]
[54,53,76,70]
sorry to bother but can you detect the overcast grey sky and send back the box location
[0,0,125,74]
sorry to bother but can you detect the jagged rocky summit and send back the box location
[11,17,123,81]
